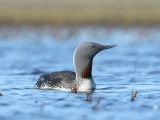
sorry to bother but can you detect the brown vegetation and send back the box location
[0,0,160,25]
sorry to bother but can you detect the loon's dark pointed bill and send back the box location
[103,45,117,49]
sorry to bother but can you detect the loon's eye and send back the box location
[92,45,95,48]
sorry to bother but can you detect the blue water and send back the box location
[0,26,160,120]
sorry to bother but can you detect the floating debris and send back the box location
[86,94,92,102]
[0,92,3,96]
[153,104,159,110]
[131,90,137,101]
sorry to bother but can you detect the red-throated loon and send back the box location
[34,42,117,93]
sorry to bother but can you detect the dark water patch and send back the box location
[140,104,153,110]
[96,86,115,90]
[30,69,48,75]
[62,104,73,108]
[55,98,65,101]
[15,69,47,76]
[147,70,160,75]
[11,88,23,90]
[0,103,10,106]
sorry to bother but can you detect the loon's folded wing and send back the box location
[34,71,76,89]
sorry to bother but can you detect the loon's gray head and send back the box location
[73,42,117,78]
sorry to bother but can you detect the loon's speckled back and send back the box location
[34,71,76,90]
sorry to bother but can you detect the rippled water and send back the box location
[0,26,160,120]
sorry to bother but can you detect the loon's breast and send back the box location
[74,78,96,93]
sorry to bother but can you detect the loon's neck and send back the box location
[74,58,93,79]
[81,59,92,78]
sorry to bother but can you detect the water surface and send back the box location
[0,26,160,120]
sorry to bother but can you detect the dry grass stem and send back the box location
[131,90,137,101]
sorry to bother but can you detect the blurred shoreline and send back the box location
[0,0,160,26]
